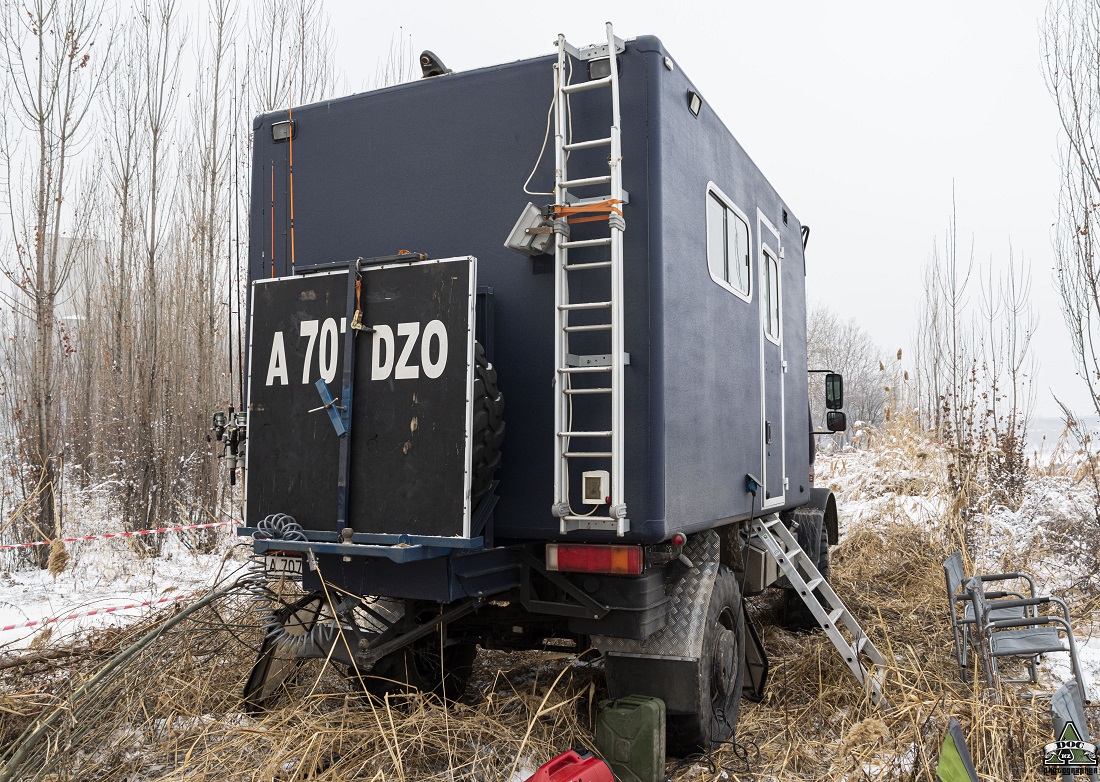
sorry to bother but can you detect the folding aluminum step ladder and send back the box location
[749,514,890,706]
[551,23,629,536]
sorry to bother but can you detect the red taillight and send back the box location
[545,543,643,575]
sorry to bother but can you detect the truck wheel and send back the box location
[242,591,325,712]
[358,639,477,701]
[341,600,478,702]
[667,566,746,754]
[470,341,504,509]
[782,506,830,631]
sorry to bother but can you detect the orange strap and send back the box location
[549,198,624,224]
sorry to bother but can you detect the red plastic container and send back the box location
[522,749,614,782]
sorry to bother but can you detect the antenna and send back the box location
[234,49,244,409]
[287,60,297,271]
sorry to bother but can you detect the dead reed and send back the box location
[1,422,1094,780]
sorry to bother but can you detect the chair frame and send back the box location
[943,552,1035,683]
[966,575,1089,702]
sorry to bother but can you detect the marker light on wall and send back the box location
[589,57,614,81]
[271,120,296,143]
[687,91,702,117]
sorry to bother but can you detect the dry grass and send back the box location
[1,422,1095,780]
[729,519,1064,781]
[0,584,603,782]
[0,521,1079,782]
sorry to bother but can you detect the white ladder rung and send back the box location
[563,451,612,458]
[558,430,612,438]
[564,387,612,395]
[804,577,824,591]
[563,514,615,523]
[561,76,613,94]
[559,366,611,374]
[566,191,629,206]
[564,323,612,332]
[560,238,612,249]
[563,136,612,151]
[826,608,845,627]
[564,260,612,271]
[561,174,611,189]
[559,301,611,310]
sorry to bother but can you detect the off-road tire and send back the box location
[666,566,746,755]
[242,591,326,713]
[470,341,504,509]
[781,506,830,631]
[358,638,478,702]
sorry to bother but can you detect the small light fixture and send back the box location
[271,120,295,142]
[687,91,702,117]
[588,57,614,81]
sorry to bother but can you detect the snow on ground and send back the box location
[4,425,1100,703]
[821,428,1100,698]
[0,482,249,652]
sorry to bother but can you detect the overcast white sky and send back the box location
[325,1,1082,418]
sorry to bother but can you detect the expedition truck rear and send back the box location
[217,26,882,753]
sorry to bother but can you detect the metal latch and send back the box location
[312,379,347,438]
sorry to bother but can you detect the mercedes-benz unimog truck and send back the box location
[221,25,883,754]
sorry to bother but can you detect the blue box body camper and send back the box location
[234,31,861,748]
[246,36,812,546]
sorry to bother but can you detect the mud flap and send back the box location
[742,605,769,702]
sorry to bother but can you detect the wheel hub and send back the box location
[713,627,736,697]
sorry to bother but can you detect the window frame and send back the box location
[705,182,752,303]
[762,246,781,344]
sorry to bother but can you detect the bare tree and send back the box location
[133,0,186,534]
[806,303,891,428]
[914,198,1037,540]
[914,260,946,430]
[184,0,238,523]
[979,247,1036,504]
[249,0,336,113]
[1044,0,1100,419]
[0,0,107,563]
[371,27,416,90]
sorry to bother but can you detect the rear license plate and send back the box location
[264,553,303,578]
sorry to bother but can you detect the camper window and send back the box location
[705,185,751,301]
[764,250,780,341]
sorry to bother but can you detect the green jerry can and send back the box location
[595,695,666,782]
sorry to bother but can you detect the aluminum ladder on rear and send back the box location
[551,23,629,536]
[749,514,890,706]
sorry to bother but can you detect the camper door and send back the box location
[758,214,785,508]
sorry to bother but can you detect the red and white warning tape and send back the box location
[0,592,201,633]
[0,520,238,551]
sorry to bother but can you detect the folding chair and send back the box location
[966,575,1089,701]
[943,552,1035,682]
[1050,679,1098,782]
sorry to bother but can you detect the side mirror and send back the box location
[826,410,847,432]
[825,373,844,410]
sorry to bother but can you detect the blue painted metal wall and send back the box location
[247,36,811,545]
